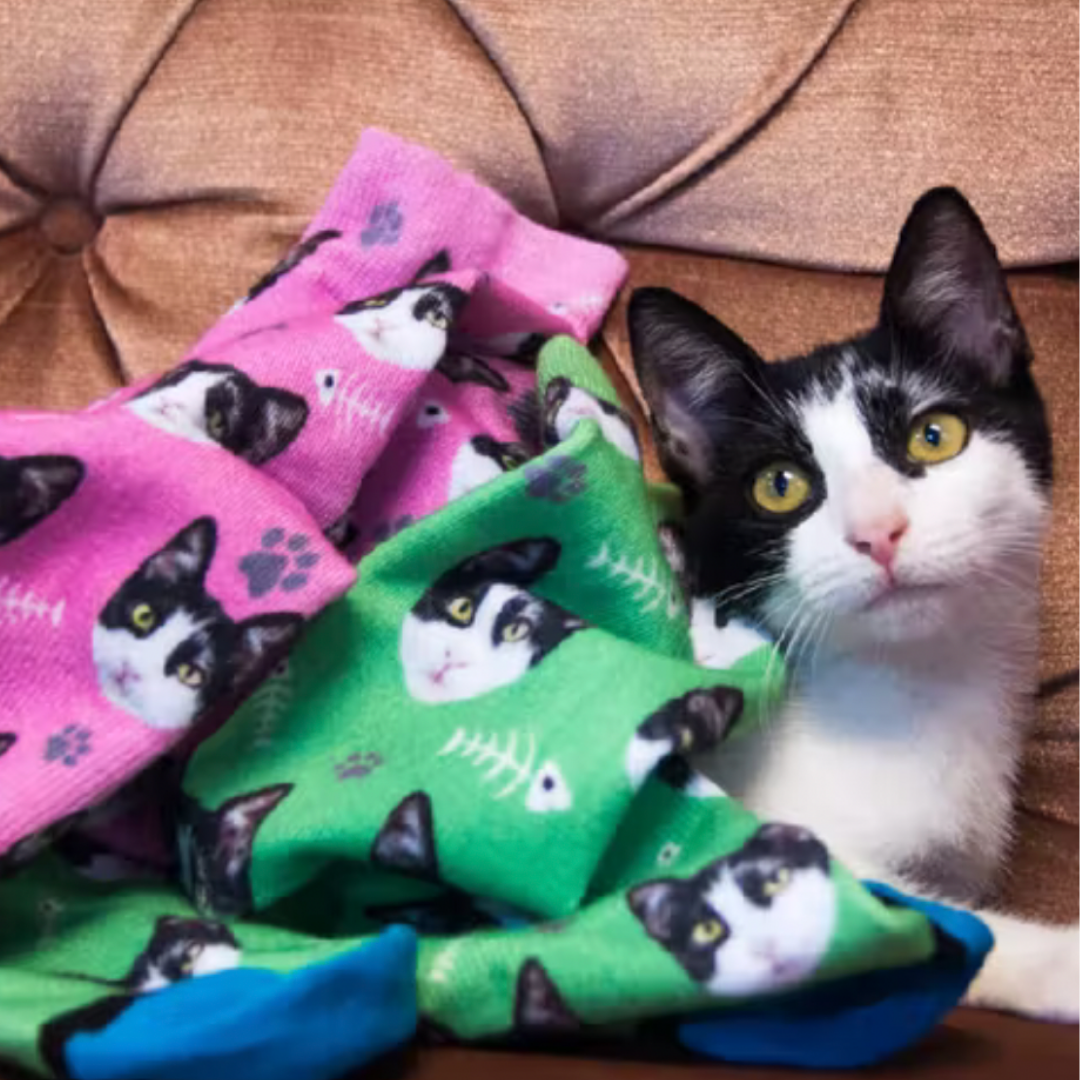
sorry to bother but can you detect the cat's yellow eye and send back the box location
[907,411,968,465]
[750,464,812,515]
[206,409,227,440]
[176,662,205,688]
[500,454,520,471]
[677,727,694,752]
[763,866,792,897]
[364,296,390,309]
[691,918,726,946]
[426,310,449,330]
[501,618,529,643]
[130,603,157,632]
[447,596,474,624]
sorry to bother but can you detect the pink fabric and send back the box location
[0,129,627,861]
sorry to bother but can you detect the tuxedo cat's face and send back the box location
[336,283,467,370]
[629,823,836,996]
[128,361,308,464]
[178,784,292,917]
[543,378,642,462]
[0,454,83,546]
[630,189,1051,652]
[448,435,530,501]
[93,518,302,730]
[400,539,584,704]
[129,915,241,993]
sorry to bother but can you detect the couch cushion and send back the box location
[602,249,1078,924]
[0,0,555,410]
[453,0,1078,269]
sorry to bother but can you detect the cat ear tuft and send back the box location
[881,187,1029,385]
[246,389,309,465]
[685,687,744,745]
[145,517,217,586]
[0,733,16,758]
[460,537,561,587]
[414,249,452,281]
[371,791,439,879]
[627,879,682,943]
[628,288,763,491]
[16,455,85,519]
[221,784,293,829]
[233,613,303,683]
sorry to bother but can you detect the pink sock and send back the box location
[0,129,627,865]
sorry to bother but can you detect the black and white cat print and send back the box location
[93,518,303,731]
[629,823,837,996]
[542,377,641,463]
[400,538,585,704]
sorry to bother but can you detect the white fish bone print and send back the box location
[0,576,65,628]
[315,369,393,436]
[436,728,572,812]
[587,542,682,620]
[247,660,293,749]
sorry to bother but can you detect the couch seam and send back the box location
[591,0,861,235]
[87,0,206,203]
[443,0,562,226]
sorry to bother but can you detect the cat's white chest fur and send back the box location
[705,648,1021,897]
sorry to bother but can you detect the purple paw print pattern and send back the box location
[524,456,588,504]
[44,725,92,767]
[335,751,383,781]
[360,202,404,247]
[240,528,320,598]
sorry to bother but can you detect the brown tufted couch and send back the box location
[1,2,1076,1077]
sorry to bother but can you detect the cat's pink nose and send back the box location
[846,517,908,570]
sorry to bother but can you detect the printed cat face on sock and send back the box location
[400,538,585,704]
[336,251,467,370]
[177,783,292,916]
[629,188,1051,649]
[543,377,642,462]
[448,435,530,501]
[629,823,836,996]
[128,361,309,464]
[118,915,241,993]
[93,518,303,730]
[625,687,744,789]
[0,454,84,546]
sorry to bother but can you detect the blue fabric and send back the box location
[64,926,417,1080]
[679,884,993,1070]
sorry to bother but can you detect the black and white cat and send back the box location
[400,538,585,704]
[625,687,744,790]
[629,187,1078,1021]
[245,228,342,302]
[336,250,467,370]
[177,783,293,917]
[543,377,641,462]
[93,518,303,731]
[629,823,836,996]
[447,435,531,501]
[0,453,84,546]
[66,915,242,994]
[127,360,309,464]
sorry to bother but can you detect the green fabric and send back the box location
[0,337,943,1073]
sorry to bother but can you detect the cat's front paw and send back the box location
[1025,924,1080,1024]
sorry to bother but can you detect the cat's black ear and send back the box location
[144,517,217,586]
[15,455,85,519]
[461,537,561,587]
[371,791,439,879]
[628,288,763,490]
[513,958,582,1033]
[414,249,452,281]
[0,733,16,758]
[218,784,293,832]
[437,351,510,392]
[233,613,304,683]
[627,879,683,945]
[246,389,309,465]
[881,187,1029,385]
